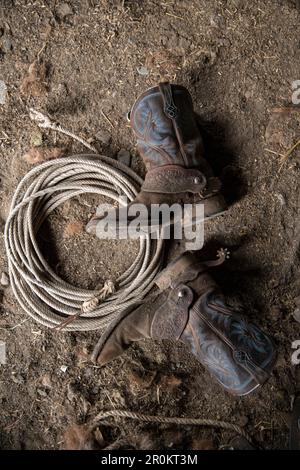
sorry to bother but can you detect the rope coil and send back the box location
[5,154,164,331]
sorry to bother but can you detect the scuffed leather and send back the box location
[181,290,275,395]
[86,83,227,235]
[130,82,219,195]
[130,84,203,170]
[94,251,276,396]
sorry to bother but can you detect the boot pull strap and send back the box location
[158,82,179,119]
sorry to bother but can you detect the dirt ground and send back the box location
[1,0,300,450]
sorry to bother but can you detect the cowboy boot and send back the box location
[86,82,227,235]
[91,250,276,396]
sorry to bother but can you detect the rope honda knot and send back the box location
[81,280,116,314]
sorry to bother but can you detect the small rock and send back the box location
[0,272,9,287]
[37,388,48,398]
[41,373,52,388]
[137,66,149,76]
[0,80,7,105]
[55,3,73,22]
[30,131,43,147]
[274,192,285,206]
[60,365,68,373]
[117,148,131,167]
[95,129,111,146]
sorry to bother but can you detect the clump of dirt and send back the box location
[0,0,300,450]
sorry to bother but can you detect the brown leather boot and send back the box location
[91,250,276,396]
[86,82,227,235]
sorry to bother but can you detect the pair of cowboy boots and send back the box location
[87,83,276,396]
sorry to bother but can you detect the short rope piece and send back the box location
[5,154,164,331]
[91,409,256,447]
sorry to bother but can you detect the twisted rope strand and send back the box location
[92,409,256,447]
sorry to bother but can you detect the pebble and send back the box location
[0,272,9,287]
[41,373,52,388]
[137,66,149,76]
[95,129,111,146]
[117,148,131,167]
[274,192,286,206]
[60,365,68,373]
[0,80,7,105]
[37,388,48,398]
[30,130,43,147]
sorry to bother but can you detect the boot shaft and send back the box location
[129,82,214,196]
[130,82,204,170]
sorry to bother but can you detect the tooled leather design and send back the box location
[159,82,179,119]
[151,284,193,340]
[141,165,207,194]
[130,84,203,170]
[181,290,276,395]
[182,313,254,395]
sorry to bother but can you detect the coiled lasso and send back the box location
[4,154,164,331]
